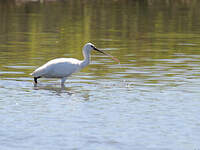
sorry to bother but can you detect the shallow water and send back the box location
[0,0,200,150]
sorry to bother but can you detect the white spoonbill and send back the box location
[30,43,119,85]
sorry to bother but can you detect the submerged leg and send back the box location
[61,77,67,86]
[34,76,41,84]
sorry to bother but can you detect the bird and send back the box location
[30,43,119,86]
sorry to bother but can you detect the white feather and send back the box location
[31,58,81,78]
[30,43,96,85]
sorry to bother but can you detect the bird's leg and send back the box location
[61,77,67,86]
[34,76,41,84]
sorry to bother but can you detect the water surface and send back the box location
[0,0,200,150]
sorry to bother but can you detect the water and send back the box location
[0,0,200,149]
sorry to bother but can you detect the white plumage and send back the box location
[30,43,119,86]
[31,58,81,78]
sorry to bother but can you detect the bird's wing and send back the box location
[30,58,81,78]
[30,63,49,77]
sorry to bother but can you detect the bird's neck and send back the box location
[80,50,90,69]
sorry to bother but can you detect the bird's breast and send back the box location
[42,58,81,78]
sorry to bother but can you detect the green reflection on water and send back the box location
[1,0,200,81]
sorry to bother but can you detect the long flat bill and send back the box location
[95,48,120,63]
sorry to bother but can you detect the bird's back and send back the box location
[30,58,82,78]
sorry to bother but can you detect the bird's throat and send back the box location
[80,56,90,69]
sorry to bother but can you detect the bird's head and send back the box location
[83,43,120,63]
[83,43,98,52]
[83,43,108,55]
